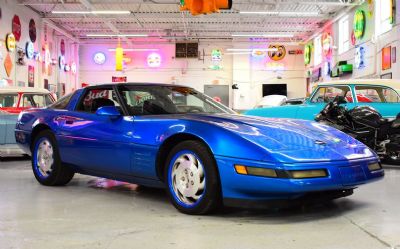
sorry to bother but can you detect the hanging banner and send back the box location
[115,47,123,71]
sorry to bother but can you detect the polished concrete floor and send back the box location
[0,159,399,249]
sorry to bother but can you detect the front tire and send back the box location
[32,130,74,186]
[164,140,221,215]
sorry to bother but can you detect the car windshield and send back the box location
[118,85,235,115]
[0,94,19,107]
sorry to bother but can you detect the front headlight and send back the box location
[288,169,328,179]
[234,165,328,179]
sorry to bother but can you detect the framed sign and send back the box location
[382,46,392,70]
[12,15,22,41]
[60,39,66,56]
[28,65,35,87]
[44,79,49,90]
[112,76,127,83]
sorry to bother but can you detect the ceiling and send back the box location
[19,0,363,43]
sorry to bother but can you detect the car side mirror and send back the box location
[96,106,121,119]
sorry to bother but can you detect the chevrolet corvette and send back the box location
[15,83,384,214]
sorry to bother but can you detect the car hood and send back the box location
[182,113,375,163]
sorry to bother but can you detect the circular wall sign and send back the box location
[268,45,286,61]
[26,42,34,59]
[6,33,16,52]
[304,44,312,65]
[60,39,66,56]
[93,52,106,65]
[147,53,162,68]
[29,19,37,43]
[12,15,21,41]
[354,9,365,40]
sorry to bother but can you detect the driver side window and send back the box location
[76,88,121,114]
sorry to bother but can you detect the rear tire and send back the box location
[164,140,222,215]
[32,130,74,186]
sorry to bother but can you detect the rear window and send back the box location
[354,86,400,103]
[0,94,18,107]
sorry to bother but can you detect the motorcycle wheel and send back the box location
[384,151,400,165]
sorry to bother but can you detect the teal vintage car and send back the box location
[245,79,400,120]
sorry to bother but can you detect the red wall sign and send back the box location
[382,46,392,70]
[60,39,66,56]
[112,76,127,83]
[12,15,21,41]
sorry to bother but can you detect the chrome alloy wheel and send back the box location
[36,139,54,177]
[170,153,206,206]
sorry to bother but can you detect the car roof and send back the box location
[318,79,400,89]
[86,82,189,89]
[0,87,51,94]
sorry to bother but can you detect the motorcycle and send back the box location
[315,96,400,164]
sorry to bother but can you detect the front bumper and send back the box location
[215,156,384,203]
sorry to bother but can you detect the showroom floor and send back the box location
[1,159,399,249]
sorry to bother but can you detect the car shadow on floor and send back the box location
[72,177,369,222]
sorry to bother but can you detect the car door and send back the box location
[56,87,134,175]
[353,85,400,118]
[296,85,355,120]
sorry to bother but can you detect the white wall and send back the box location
[0,0,79,96]
[307,0,400,88]
[79,41,306,109]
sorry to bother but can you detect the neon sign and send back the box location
[355,46,365,69]
[304,44,312,65]
[322,32,333,58]
[210,49,222,70]
[147,52,161,68]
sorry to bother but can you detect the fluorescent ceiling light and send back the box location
[52,10,131,15]
[232,34,294,38]
[226,48,278,52]
[108,48,158,52]
[240,11,320,17]
[86,34,148,37]
[225,52,252,55]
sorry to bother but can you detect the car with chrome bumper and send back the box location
[0,87,55,157]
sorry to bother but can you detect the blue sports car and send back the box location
[15,84,384,214]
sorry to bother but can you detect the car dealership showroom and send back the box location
[1,0,400,248]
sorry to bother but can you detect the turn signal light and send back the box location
[180,0,232,15]
[288,169,328,179]
[235,165,277,178]
[368,162,382,172]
